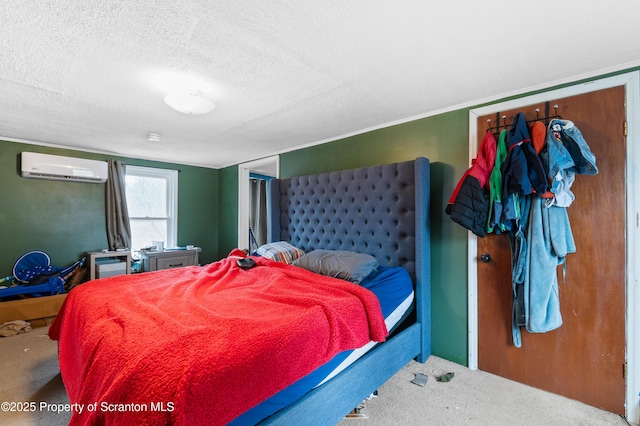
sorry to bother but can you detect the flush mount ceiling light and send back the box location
[155,72,217,115]
[164,92,216,115]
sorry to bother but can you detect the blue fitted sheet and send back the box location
[230,266,414,425]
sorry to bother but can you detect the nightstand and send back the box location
[87,251,132,280]
[140,247,201,272]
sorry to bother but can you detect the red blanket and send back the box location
[49,254,387,425]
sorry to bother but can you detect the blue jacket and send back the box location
[542,119,598,207]
[501,113,548,231]
[502,113,548,197]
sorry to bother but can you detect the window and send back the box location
[125,166,178,252]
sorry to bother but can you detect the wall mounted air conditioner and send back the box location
[20,152,108,183]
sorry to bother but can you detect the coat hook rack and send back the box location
[486,114,508,133]
[486,104,561,133]
[545,103,561,122]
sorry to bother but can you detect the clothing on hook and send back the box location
[446,131,497,237]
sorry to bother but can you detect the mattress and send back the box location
[231,266,414,424]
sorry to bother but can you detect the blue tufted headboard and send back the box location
[268,158,431,358]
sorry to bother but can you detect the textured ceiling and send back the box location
[1,1,639,169]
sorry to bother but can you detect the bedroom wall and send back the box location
[0,139,220,277]
[216,65,640,366]
[285,112,471,364]
[217,164,239,258]
[217,109,472,365]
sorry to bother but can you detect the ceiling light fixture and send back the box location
[155,72,212,94]
[147,132,161,142]
[164,92,216,115]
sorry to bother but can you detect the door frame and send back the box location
[467,71,640,423]
[237,155,280,249]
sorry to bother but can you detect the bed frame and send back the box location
[265,157,431,425]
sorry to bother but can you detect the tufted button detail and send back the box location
[273,160,418,280]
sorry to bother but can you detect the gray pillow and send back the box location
[293,250,378,284]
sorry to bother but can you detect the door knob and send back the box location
[480,253,492,263]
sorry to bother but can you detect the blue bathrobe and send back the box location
[511,197,576,347]
[510,118,597,347]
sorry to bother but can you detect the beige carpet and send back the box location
[0,324,631,426]
[0,323,71,426]
[338,358,630,426]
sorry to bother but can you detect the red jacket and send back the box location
[446,131,497,237]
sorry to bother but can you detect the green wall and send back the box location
[0,140,219,275]
[282,111,472,364]
[217,67,640,365]
[217,164,238,258]
[218,109,473,364]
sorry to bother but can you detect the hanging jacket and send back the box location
[487,130,508,234]
[499,114,548,232]
[501,112,549,197]
[542,119,598,207]
[551,119,598,175]
[530,121,555,200]
[508,194,531,348]
[446,131,497,237]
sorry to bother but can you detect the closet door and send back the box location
[476,86,626,414]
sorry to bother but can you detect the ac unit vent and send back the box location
[20,152,108,183]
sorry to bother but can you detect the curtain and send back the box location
[106,160,132,250]
[249,178,268,250]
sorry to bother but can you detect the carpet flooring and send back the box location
[0,325,632,425]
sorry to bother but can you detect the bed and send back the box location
[49,157,431,425]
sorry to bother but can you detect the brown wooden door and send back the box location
[477,86,626,414]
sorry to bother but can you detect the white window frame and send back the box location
[125,165,178,250]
